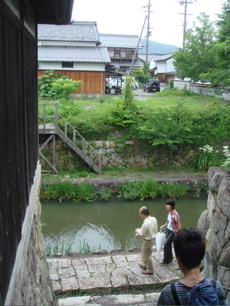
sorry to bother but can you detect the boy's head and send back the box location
[173,228,205,270]
[166,198,175,210]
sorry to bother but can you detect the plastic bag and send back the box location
[155,228,166,253]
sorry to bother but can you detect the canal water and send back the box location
[41,197,207,254]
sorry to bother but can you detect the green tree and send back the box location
[108,76,137,127]
[207,0,230,87]
[173,13,216,82]
[132,60,151,84]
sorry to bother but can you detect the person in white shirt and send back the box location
[135,206,158,275]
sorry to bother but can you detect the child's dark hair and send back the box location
[166,198,175,209]
[174,228,205,269]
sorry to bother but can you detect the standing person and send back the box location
[157,228,227,305]
[160,198,181,265]
[135,206,158,275]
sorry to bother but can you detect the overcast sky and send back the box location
[71,0,224,47]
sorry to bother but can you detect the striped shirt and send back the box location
[157,279,227,305]
[167,209,180,234]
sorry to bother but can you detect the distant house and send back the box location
[99,34,142,74]
[141,52,176,82]
[38,22,111,94]
[151,53,175,82]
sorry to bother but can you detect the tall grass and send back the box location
[45,239,101,256]
[40,177,201,202]
[117,178,190,200]
[40,177,98,202]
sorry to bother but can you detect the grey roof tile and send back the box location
[153,53,174,61]
[38,46,111,63]
[38,21,100,43]
[99,34,139,48]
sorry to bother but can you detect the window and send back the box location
[62,62,73,68]
[121,52,131,58]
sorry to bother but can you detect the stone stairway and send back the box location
[47,250,182,305]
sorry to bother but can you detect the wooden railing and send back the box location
[38,103,101,174]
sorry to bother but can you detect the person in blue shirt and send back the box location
[157,228,227,305]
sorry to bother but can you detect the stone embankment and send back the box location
[43,171,207,193]
[198,167,230,302]
[48,249,182,306]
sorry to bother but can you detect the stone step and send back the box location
[58,292,161,305]
[47,250,181,303]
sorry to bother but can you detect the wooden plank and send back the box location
[38,70,105,94]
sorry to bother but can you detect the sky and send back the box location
[71,0,224,47]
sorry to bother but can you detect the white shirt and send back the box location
[167,213,173,231]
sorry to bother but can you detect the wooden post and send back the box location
[82,139,85,158]
[54,103,58,133]
[43,104,46,132]
[73,130,76,149]
[98,154,101,175]
[90,150,93,166]
[65,122,67,141]
[53,135,56,170]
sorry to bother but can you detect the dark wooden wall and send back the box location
[38,70,106,94]
[0,3,38,305]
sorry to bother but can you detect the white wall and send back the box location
[166,58,174,73]
[174,80,230,100]
[156,61,166,73]
[38,61,105,71]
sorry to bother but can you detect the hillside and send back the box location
[140,38,179,54]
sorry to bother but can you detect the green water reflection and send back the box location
[41,197,207,253]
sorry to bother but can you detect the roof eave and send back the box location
[34,0,74,24]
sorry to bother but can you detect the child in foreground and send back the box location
[157,228,227,305]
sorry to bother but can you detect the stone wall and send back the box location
[40,138,194,171]
[198,167,230,301]
[174,80,230,100]
[5,163,56,306]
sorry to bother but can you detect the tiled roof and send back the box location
[38,22,100,43]
[38,46,111,63]
[99,34,139,48]
[153,53,174,61]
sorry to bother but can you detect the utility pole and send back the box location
[179,0,193,49]
[129,16,147,75]
[145,0,151,65]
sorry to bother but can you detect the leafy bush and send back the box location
[118,179,190,200]
[108,76,138,127]
[38,70,82,100]
[159,182,189,198]
[118,181,142,200]
[138,179,160,200]
[221,145,230,171]
[74,182,98,202]
[135,101,230,150]
[189,145,224,171]
[38,70,64,99]
[51,78,82,100]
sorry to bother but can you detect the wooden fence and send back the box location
[0,4,38,305]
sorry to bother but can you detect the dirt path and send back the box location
[43,170,207,190]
